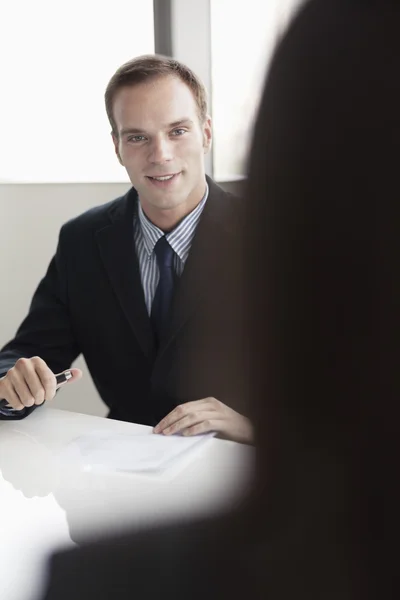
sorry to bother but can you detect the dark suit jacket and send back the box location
[0,177,248,424]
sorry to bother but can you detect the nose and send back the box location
[148,136,173,165]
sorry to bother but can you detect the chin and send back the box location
[153,197,186,211]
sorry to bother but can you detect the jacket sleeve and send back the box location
[0,225,81,418]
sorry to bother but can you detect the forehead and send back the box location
[112,76,199,131]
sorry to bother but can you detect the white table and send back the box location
[0,407,255,600]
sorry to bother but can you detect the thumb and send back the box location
[68,368,83,383]
[56,368,83,388]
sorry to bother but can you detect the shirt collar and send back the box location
[137,183,209,261]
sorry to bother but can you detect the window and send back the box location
[210,0,304,180]
[0,0,154,183]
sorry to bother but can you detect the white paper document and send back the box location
[57,429,215,476]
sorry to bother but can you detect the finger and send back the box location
[154,406,186,434]
[162,411,218,436]
[154,399,212,434]
[154,406,192,433]
[24,357,53,403]
[67,368,83,382]
[181,418,220,437]
[184,416,254,444]
[12,369,39,407]
[55,368,83,389]
[162,415,197,435]
[1,381,26,410]
[34,367,57,402]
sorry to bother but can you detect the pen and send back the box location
[55,370,73,385]
[0,370,72,412]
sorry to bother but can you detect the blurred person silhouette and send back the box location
[41,0,400,598]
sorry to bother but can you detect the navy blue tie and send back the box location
[151,236,176,344]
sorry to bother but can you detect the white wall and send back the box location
[0,183,130,417]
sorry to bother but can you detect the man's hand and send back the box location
[0,356,82,410]
[154,397,254,444]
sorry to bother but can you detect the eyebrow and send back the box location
[120,119,194,137]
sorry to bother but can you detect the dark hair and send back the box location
[104,54,208,136]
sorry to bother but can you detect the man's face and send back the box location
[112,76,212,216]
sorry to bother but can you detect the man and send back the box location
[0,55,253,444]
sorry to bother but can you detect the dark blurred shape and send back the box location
[41,0,400,598]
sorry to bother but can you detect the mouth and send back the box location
[145,172,181,188]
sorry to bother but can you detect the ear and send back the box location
[112,132,124,166]
[202,116,212,155]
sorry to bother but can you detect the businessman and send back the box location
[0,55,253,444]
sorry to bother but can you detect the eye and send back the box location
[171,128,186,137]
[127,135,147,143]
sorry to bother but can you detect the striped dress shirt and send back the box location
[134,183,209,315]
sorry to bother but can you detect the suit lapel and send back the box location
[157,178,241,359]
[96,188,155,359]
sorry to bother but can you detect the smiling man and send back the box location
[0,55,253,444]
